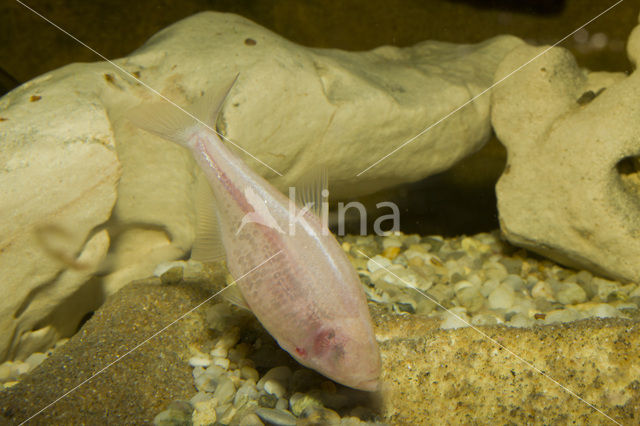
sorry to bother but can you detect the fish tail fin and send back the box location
[128,74,239,148]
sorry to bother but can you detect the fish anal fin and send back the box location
[224,284,251,311]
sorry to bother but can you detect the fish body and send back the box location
[130,79,381,391]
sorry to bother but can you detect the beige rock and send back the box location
[375,310,640,424]
[491,21,640,282]
[0,12,522,362]
[0,69,120,362]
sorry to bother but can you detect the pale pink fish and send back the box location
[129,77,381,391]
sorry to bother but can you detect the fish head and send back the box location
[293,318,381,391]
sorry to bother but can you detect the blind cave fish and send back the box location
[129,76,381,391]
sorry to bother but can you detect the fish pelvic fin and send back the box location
[191,171,226,263]
[127,74,239,148]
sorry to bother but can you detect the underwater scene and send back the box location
[1,0,640,424]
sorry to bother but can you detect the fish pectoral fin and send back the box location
[223,284,251,311]
[191,172,226,263]
[295,167,329,219]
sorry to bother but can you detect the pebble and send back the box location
[213,377,236,405]
[555,282,587,305]
[298,406,341,425]
[545,309,584,324]
[275,398,289,410]
[255,408,297,426]
[531,281,554,301]
[216,403,236,424]
[154,401,193,426]
[289,392,323,416]
[240,366,260,382]
[508,313,535,328]
[239,413,265,426]
[194,374,218,393]
[440,307,471,329]
[189,356,212,368]
[192,398,218,425]
[234,382,260,407]
[190,392,212,405]
[264,379,287,399]
[210,346,228,358]
[259,393,278,408]
[455,282,484,313]
[24,352,47,371]
[366,255,392,273]
[593,277,622,301]
[382,246,401,260]
[213,357,230,370]
[488,283,515,310]
[258,366,292,390]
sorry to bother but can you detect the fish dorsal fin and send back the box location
[295,167,329,231]
[295,167,329,218]
[191,173,226,263]
[224,283,251,311]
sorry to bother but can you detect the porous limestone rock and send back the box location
[0,72,120,362]
[491,15,640,283]
[0,11,522,362]
[375,310,640,424]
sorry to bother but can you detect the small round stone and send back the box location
[214,377,236,405]
[502,274,526,292]
[488,283,515,310]
[234,382,259,407]
[190,391,212,405]
[239,413,265,426]
[255,408,297,426]
[160,266,183,285]
[275,398,289,410]
[240,366,260,382]
[289,392,323,416]
[590,303,623,319]
[531,280,554,301]
[192,398,218,425]
[508,313,535,328]
[299,406,341,425]
[258,366,292,390]
[24,352,47,371]
[366,255,392,273]
[189,356,212,368]
[264,379,287,399]
[213,357,230,370]
[194,374,218,393]
[258,393,278,408]
[544,309,584,324]
[440,307,470,329]
[210,346,228,358]
[215,403,237,424]
[555,282,587,305]
[153,408,191,426]
[455,284,484,313]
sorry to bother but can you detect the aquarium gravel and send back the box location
[150,230,638,425]
[344,230,637,329]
